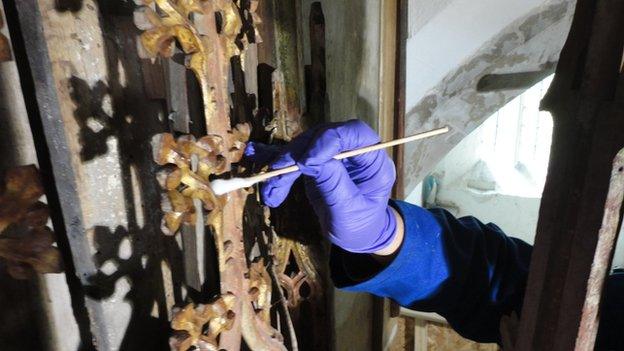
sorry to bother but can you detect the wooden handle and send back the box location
[334,126,449,159]
[251,165,300,183]
[250,126,450,183]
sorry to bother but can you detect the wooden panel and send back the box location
[11,1,172,349]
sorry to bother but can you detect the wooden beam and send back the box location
[378,0,397,143]
[8,1,110,348]
[476,64,556,92]
[392,0,407,200]
[516,1,624,350]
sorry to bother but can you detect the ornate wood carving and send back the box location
[0,165,62,279]
[135,1,288,349]
[273,235,321,309]
[266,71,302,142]
[0,9,11,62]
[170,294,236,351]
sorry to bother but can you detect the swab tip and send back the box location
[210,178,256,195]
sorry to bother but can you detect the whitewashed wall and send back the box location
[402,0,576,196]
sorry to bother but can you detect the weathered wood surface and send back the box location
[575,150,624,350]
[515,0,624,350]
[392,0,407,201]
[4,0,337,350]
[0,7,52,348]
[12,1,172,349]
[265,1,331,350]
[380,0,403,347]
[0,3,85,350]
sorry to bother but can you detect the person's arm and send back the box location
[248,120,532,344]
[371,207,404,258]
[331,200,532,344]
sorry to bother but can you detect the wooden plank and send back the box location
[9,1,111,349]
[305,2,325,126]
[378,0,397,144]
[575,149,624,350]
[165,56,190,134]
[11,2,174,350]
[273,0,305,119]
[515,0,624,349]
[378,0,403,348]
[391,0,407,200]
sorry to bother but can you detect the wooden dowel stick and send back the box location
[210,126,450,195]
[249,126,449,184]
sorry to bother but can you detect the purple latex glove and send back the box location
[247,120,398,253]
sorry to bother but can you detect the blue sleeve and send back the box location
[330,200,532,344]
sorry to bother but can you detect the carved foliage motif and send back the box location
[273,235,321,309]
[0,9,11,62]
[135,0,247,127]
[0,166,62,279]
[135,1,288,350]
[152,123,250,235]
[170,294,236,351]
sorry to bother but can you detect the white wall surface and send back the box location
[415,115,541,245]
[401,0,575,194]
[409,99,624,268]
[406,0,548,110]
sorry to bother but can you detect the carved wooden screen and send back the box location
[2,0,329,350]
[133,0,329,349]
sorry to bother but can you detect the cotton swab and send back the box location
[210,126,450,196]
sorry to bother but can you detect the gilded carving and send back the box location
[0,166,62,279]
[136,1,288,349]
[170,294,236,351]
[273,235,321,309]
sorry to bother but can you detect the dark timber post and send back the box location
[516,1,624,350]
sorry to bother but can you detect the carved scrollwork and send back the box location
[135,0,243,127]
[170,294,237,351]
[273,235,322,309]
[136,1,289,350]
[152,123,250,235]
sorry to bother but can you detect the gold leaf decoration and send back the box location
[137,1,289,349]
[274,235,321,309]
[248,258,273,322]
[153,134,220,234]
[135,0,243,126]
[170,294,236,351]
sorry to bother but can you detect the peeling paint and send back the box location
[403,0,576,196]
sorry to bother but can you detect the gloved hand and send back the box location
[246,120,398,254]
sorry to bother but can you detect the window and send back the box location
[473,75,554,197]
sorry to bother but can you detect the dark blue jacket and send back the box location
[331,200,624,347]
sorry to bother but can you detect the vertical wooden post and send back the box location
[516,1,624,350]
[392,0,407,200]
